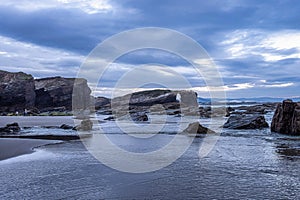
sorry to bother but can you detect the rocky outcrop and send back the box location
[223,114,269,129]
[0,123,21,134]
[230,103,278,115]
[271,100,300,135]
[35,77,91,111]
[94,97,111,110]
[0,70,35,113]
[183,122,215,134]
[112,89,177,107]
[110,89,198,116]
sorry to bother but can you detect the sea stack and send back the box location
[0,70,36,113]
[271,99,300,135]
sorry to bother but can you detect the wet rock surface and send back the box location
[271,99,300,135]
[35,77,91,111]
[0,123,21,134]
[0,70,35,113]
[223,114,269,129]
[183,122,215,134]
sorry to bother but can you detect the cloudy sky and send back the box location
[0,0,299,98]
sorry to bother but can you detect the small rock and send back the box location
[104,116,115,121]
[183,122,215,134]
[0,122,21,134]
[130,112,148,122]
[74,119,93,131]
[60,124,74,130]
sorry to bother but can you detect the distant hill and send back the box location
[198,97,300,104]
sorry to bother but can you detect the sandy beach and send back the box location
[0,138,59,161]
[0,116,74,127]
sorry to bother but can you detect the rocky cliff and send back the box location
[0,70,35,113]
[0,70,91,113]
[271,99,300,135]
[35,77,91,111]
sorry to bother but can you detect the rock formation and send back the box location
[35,77,91,111]
[110,89,198,116]
[0,70,35,113]
[0,122,21,134]
[271,99,300,135]
[223,114,269,129]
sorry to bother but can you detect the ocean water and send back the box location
[1,112,300,199]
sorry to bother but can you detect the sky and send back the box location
[0,0,300,98]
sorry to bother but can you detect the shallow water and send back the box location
[1,132,300,199]
[1,113,300,199]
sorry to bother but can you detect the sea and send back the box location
[0,101,300,199]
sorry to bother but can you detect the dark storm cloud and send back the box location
[0,0,300,97]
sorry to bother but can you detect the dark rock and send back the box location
[94,97,111,110]
[117,112,149,122]
[223,114,269,129]
[112,89,177,106]
[41,126,59,129]
[130,112,148,122]
[96,109,113,115]
[74,119,93,131]
[232,103,278,115]
[183,122,215,134]
[0,70,36,113]
[0,122,21,134]
[35,77,91,111]
[111,90,198,114]
[199,106,229,118]
[271,99,300,135]
[104,116,115,121]
[60,124,74,130]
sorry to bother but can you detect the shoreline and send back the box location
[0,138,61,161]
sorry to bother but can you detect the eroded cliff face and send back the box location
[35,77,91,111]
[0,70,35,112]
[271,99,300,135]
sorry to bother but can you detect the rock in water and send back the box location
[130,112,148,122]
[223,114,269,129]
[60,124,74,130]
[271,99,300,135]
[0,70,35,113]
[183,122,215,134]
[122,112,149,122]
[74,119,93,131]
[0,123,21,134]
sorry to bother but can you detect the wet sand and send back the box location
[0,116,74,127]
[0,138,58,161]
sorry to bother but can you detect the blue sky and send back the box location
[0,0,300,98]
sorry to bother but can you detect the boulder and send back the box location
[183,122,215,134]
[0,70,35,113]
[35,77,91,111]
[0,123,21,134]
[271,100,300,135]
[74,119,93,131]
[129,112,148,122]
[223,114,269,129]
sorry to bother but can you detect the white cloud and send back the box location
[221,29,300,62]
[260,82,294,88]
[0,0,115,14]
[0,35,83,77]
